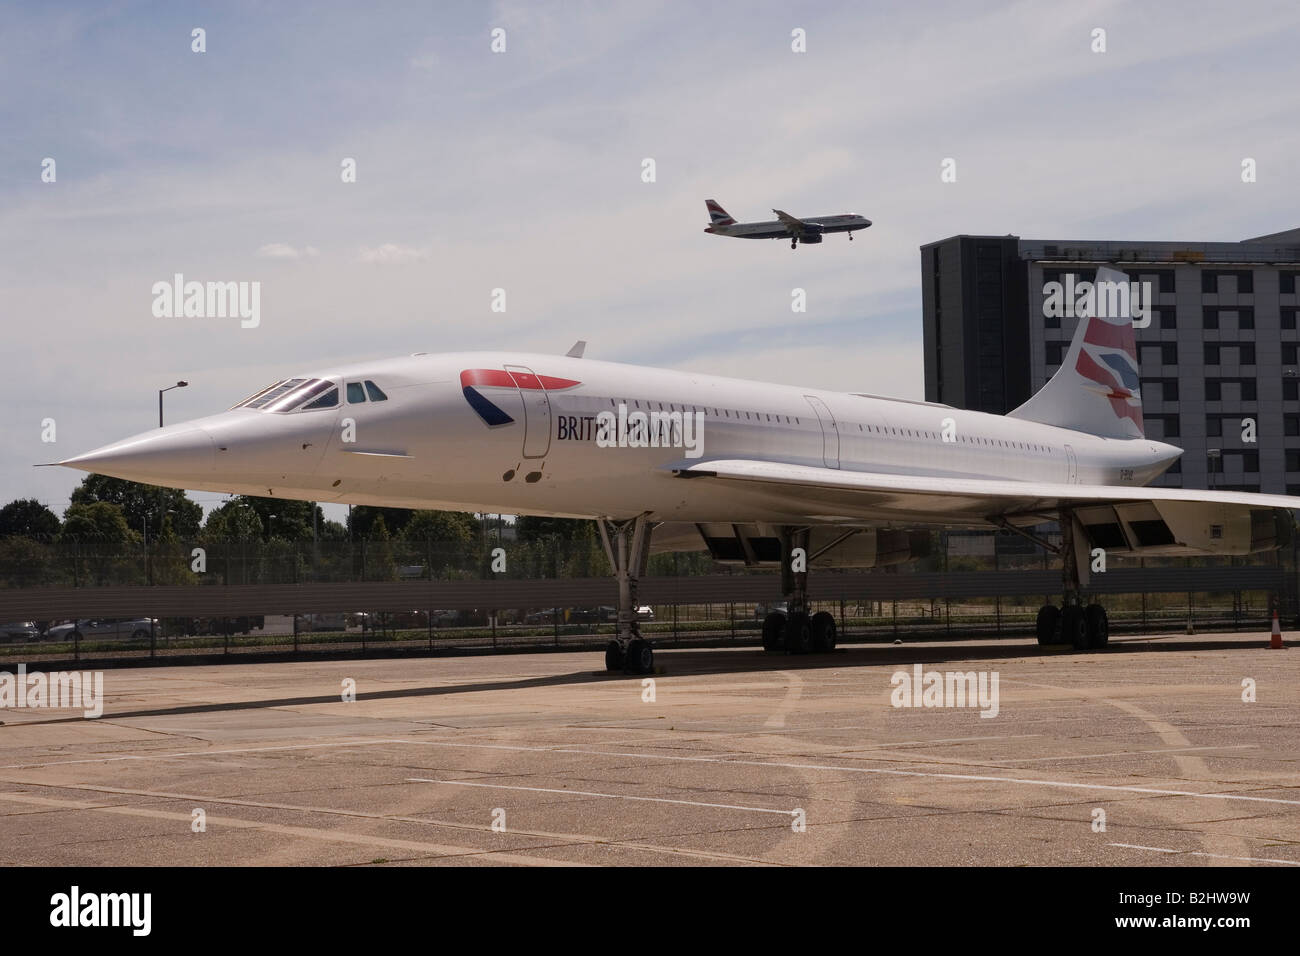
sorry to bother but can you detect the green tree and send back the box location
[202,498,265,538]
[515,516,592,542]
[399,510,477,545]
[70,475,202,537]
[364,513,398,581]
[0,498,60,538]
[206,495,321,540]
[60,501,133,543]
[348,506,415,539]
[151,513,196,585]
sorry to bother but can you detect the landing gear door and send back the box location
[505,365,552,459]
[804,395,840,469]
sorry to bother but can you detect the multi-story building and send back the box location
[921,228,1300,493]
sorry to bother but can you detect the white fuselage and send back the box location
[705,214,871,239]
[69,351,1183,528]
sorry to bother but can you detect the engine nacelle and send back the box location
[796,232,823,244]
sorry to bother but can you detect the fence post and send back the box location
[293,613,299,654]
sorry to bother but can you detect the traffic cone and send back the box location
[1269,611,1284,649]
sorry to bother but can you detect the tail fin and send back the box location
[705,199,736,226]
[1007,265,1144,439]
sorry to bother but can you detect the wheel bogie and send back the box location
[811,611,836,652]
[783,611,813,654]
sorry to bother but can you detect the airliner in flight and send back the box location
[703,200,872,248]
[58,268,1297,673]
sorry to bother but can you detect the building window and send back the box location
[1207,416,1222,437]
[1284,308,1298,330]
[1046,341,1065,365]
[1202,270,1254,294]
[1287,415,1300,437]
[1282,272,1297,295]
[1286,379,1300,401]
[1204,343,1220,365]
[1141,378,1178,402]
[1287,450,1300,472]
[1284,344,1298,365]
[1240,343,1256,364]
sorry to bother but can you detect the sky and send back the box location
[4,0,1300,522]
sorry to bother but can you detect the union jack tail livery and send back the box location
[1008,265,1144,440]
[705,199,736,226]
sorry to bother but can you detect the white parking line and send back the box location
[7,734,1297,811]
[1108,843,1300,866]
[407,777,797,815]
[391,739,1300,808]
[999,744,1258,763]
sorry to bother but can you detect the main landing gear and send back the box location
[598,513,658,675]
[791,237,798,250]
[1014,510,1109,651]
[760,528,839,656]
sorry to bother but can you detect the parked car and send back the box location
[45,618,158,642]
[635,605,655,621]
[0,621,40,643]
[299,613,347,632]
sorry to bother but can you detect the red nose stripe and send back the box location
[459,369,581,391]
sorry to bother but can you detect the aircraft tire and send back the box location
[1085,604,1109,649]
[604,640,624,672]
[1061,606,1089,651]
[811,611,837,652]
[1035,605,1060,645]
[784,612,813,654]
[625,638,653,674]
[762,612,786,652]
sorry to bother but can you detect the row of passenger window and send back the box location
[604,398,1053,453]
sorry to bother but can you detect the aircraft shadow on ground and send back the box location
[8,635,1265,726]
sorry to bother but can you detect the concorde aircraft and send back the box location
[703,199,872,248]
[57,268,1298,673]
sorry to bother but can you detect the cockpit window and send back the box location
[232,380,286,409]
[364,380,388,402]
[235,378,340,412]
[301,387,339,409]
[266,378,334,412]
[346,382,366,404]
[242,379,307,409]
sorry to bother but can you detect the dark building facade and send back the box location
[921,228,1300,494]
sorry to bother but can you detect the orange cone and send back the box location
[1269,610,1284,649]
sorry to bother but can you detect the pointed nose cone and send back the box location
[60,423,216,483]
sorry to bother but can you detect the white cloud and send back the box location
[257,243,319,260]
[357,243,430,264]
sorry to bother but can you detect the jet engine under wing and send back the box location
[772,209,813,236]
[668,459,1299,556]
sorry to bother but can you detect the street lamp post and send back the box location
[159,381,188,427]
